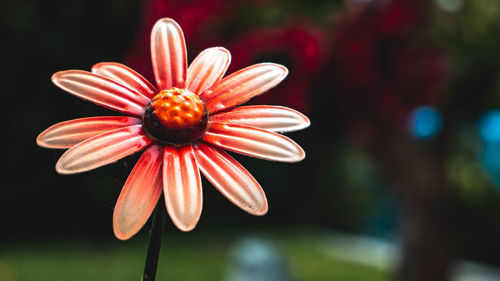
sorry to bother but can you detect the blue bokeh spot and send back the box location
[479,110,500,142]
[478,110,500,190]
[408,106,443,139]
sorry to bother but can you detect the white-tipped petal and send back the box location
[203,122,305,162]
[199,63,288,113]
[194,143,267,215]
[113,144,163,240]
[151,18,187,90]
[210,105,310,133]
[186,47,231,94]
[92,62,157,99]
[37,116,140,149]
[52,70,150,116]
[56,125,152,174]
[163,146,203,232]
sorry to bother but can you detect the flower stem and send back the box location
[142,198,167,281]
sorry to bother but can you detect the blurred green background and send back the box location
[2,0,500,280]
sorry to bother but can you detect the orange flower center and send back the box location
[142,88,208,145]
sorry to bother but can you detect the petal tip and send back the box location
[55,156,83,174]
[36,133,47,147]
[51,70,83,87]
[285,136,307,163]
[113,230,133,241]
[213,46,231,56]
[51,71,65,84]
[254,204,268,216]
[166,206,201,233]
[277,64,289,77]
[173,220,198,232]
[238,199,268,216]
[36,128,61,149]
[213,47,232,63]
[267,63,289,79]
[284,145,306,163]
[112,209,144,241]
[154,17,181,30]
[55,162,72,175]
[113,224,135,241]
[293,148,306,163]
[288,108,311,131]
[90,62,106,74]
[301,114,311,129]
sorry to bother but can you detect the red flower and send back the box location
[37,18,309,240]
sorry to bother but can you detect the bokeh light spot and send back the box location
[479,110,500,142]
[478,110,500,190]
[435,0,464,13]
[407,106,443,140]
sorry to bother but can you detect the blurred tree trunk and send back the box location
[374,132,451,281]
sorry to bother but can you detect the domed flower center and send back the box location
[142,88,208,145]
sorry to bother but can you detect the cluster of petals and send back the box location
[37,18,309,240]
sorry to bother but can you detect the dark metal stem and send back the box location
[141,199,167,281]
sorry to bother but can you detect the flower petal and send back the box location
[163,145,202,232]
[193,143,267,215]
[91,62,157,99]
[203,122,305,162]
[37,116,141,149]
[52,70,150,116]
[113,144,163,240]
[151,18,187,90]
[186,47,231,94]
[210,105,310,133]
[56,125,152,174]
[199,63,288,113]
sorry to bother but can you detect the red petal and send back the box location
[194,143,267,215]
[37,116,140,149]
[52,70,150,116]
[199,63,288,113]
[151,18,187,90]
[203,122,305,162]
[55,125,152,174]
[163,145,203,231]
[113,144,163,240]
[186,47,231,94]
[92,62,157,99]
[210,105,310,133]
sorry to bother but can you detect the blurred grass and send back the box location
[0,231,388,281]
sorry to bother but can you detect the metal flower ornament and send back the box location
[37,17,309,280]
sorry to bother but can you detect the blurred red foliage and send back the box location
[228,23,325,112]
[329,0,449,135]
